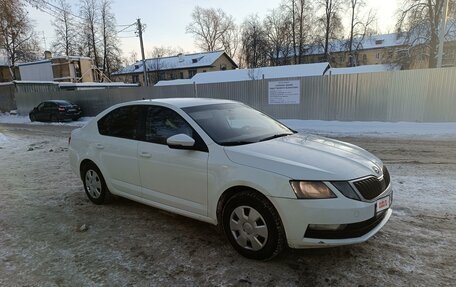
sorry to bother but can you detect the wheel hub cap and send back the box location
[229,206,269,251]
[85,169,102,199]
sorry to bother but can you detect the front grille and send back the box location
[304,210,387,239]
[353,166,390,200]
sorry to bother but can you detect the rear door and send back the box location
[137,105,209,216]
[95,105,143,197]
[34,103,46,121]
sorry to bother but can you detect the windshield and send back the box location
[183,103,295,146]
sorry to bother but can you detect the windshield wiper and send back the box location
[258,133,293,142]
[220,140,256,146]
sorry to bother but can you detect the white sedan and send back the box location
[69,98,392,260]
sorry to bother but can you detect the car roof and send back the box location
[130,98,239,108]
[44,100,72,105]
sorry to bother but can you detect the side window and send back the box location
[98,105,141,140]
[144,106,194,145]
[37,103,45,111]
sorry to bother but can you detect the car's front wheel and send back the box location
[81,163,112,205]
[222,191,286,260]
[29,114,35,122]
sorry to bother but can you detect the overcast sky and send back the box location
[26,0,399,59]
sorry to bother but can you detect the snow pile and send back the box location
[0,113,92,127]
[0,132,10,143]
[282,120,456,139]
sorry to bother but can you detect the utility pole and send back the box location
[137,18,148,86]
[437,0,449,68]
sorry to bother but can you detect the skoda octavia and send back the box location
[69,98,392,260]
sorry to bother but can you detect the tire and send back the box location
[222,190,286,260]
[29,114,35,122]
[81,163,112,205]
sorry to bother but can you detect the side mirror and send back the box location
[166,134,195,149]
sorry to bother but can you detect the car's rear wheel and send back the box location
[222,191,286,260]
[81,163,112,205]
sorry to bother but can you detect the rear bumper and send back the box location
[59,111,81,120]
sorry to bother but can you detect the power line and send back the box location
[42,0,86,21]
[117,23,136,33]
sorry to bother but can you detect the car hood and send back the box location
[224,133,383,181]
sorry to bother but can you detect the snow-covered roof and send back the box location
[155,63,330,86]
[300,33,407,57]
[328,64,401,75]
[113,51,235,75]
[16,60,52,67]
[301,23,456,57]
[58,82,138,88]
[59,82,139,90]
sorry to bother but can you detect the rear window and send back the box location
[97,105,142,140]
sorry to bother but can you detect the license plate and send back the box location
[376,195,390,213]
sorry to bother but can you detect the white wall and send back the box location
[19,61,53,81]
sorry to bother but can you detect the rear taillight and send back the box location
[58,107,66,112]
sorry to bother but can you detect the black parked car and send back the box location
[29,100,82,122]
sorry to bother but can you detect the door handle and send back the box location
[139,151,151,158]
[95,143,104,149]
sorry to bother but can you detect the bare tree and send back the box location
[284,0,314,64]
[220,25,240,59]
[397,0,456,68]
[100,0,122,77]
[79,0,100,68]
[0,0,40,68]
[240,15,270,68]
[146,46,184,83]
[146,46,184,59]
[347,0,376,66]
[264,8,293,66]
[123,50,138,66]
[186,6,237,53]
[51,0,77,56]
[316,0,344,61]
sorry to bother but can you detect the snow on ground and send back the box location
[1,113,456,139]
[0,124,455,286]
[0,113,92,127]
[282,119,456,139]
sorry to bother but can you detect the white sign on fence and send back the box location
[268,80,300,105]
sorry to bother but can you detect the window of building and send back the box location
[188,69,197,78]
[132,75,139,83]
[220,64,227,70]
[376,53,380,59]
[180,72,184,79]
[375,40,384,45]
[362,54,367,62]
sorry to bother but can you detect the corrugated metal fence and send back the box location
[0,83,16,112]
[10,67,456,122]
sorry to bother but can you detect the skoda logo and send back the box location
[372,165,380,174]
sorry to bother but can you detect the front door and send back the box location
[138,105,209,216]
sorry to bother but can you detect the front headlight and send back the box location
[290,181,337,199]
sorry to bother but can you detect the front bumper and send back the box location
[271,186,393,249]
